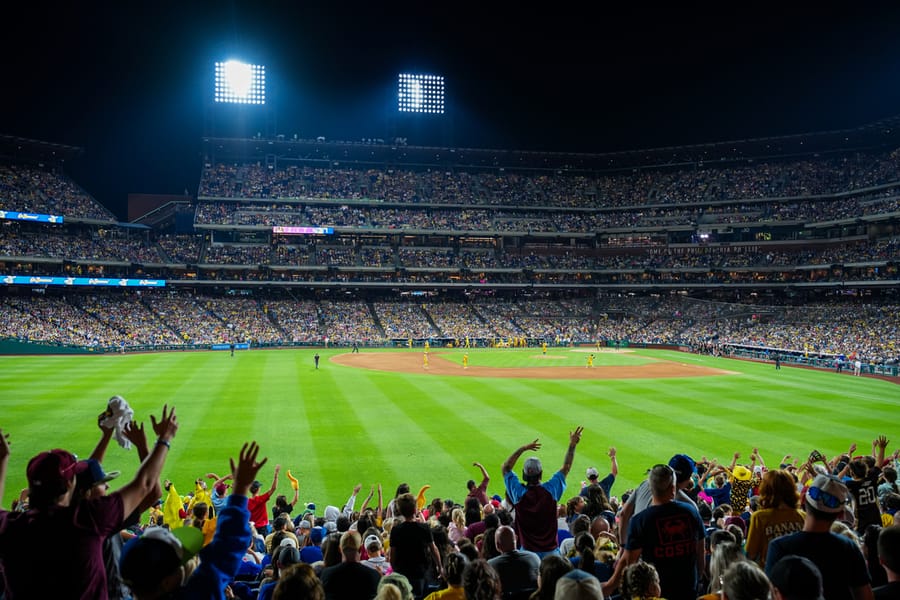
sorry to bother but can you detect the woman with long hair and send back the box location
[424,552,468,600]
[529,554,573,600]
[745,469,805,566]
[463,559,502,600]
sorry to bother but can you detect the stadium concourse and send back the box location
[1,127,900,596]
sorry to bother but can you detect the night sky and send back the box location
[2,3,900,220]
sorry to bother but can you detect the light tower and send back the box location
[390,72,452,146]
[204,59,273,139]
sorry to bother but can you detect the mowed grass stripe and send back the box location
[296,362,399,504]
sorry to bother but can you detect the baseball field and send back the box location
[0,346,895,509]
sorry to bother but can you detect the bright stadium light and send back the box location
[215,60,266,104]
[398,73,444,114]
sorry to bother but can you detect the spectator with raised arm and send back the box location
[120,440,268,599]
[501,427,584,556]
[467,462,491,507]
[0,404,178,599]
[580,446,618,498]
[249,464,281,535]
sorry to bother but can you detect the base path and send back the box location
[331,352,737,380]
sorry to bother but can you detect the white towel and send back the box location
[102,395,134,450]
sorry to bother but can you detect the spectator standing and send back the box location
[0,406,177,600]
[388,492,443,599]
[501,427,584,556]
[320,530,382,600]
[765,475,872,600]
[467,462,491,507]
[249,464,281,535]
[603,464,707,600]
[745,469,806,567]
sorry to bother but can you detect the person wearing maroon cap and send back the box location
[0,405,178,600]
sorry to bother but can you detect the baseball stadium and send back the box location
[1,9,899,599]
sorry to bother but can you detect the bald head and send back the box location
[590,515,610,538]
[495,525,517,553]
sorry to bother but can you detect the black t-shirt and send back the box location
[625,501,706,600]
[320,561,381,600]
[847,467,881,534]
[389,520,434,580]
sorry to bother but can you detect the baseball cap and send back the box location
[120,526,204,591]
[297,519,311,529]
[554,569,603,599]
[214,483,227,495]
[75,459,120,492]
[27,449,83,499]
[768,555,824,600]
[249,480,262,492]
[668,454,696,484]
[586,467,599,480]
[523,457,543,479]
[805,475,852,519]
[279,537,298,548]
[364,534,382,551]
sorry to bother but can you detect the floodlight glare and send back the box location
[215,60,266,105]
[398,73,444,114]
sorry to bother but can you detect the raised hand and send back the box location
[230,442,268,497]
[123,421,147,448]
[523,439,542,452]
[149,405,178,442]
[569,426,584,446]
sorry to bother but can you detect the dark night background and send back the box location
[2,3,900,220]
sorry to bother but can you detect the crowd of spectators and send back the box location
[2,406,898,599]
[3,292,896,364]
[0,164,116,220]
[191,193,900,233]
[197,152,900,210]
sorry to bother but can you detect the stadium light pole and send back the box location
[205,59,273,140]
[391,72,452,147]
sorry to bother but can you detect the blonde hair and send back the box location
[452,507,466,530]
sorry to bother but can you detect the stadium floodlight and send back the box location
[398,73,445,114]
[215,60,266,104]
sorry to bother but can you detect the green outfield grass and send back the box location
[0,347,895,511]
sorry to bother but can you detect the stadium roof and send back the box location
[0,134,83,164]
[203,114,900,173]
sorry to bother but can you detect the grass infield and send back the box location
[0,347,894,510]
